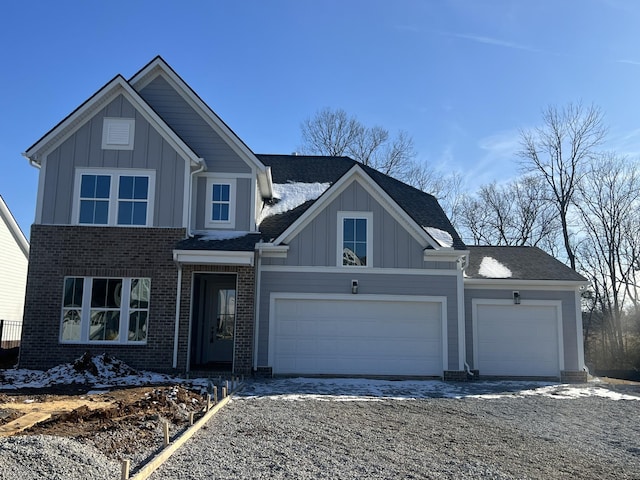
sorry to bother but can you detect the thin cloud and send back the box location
[444,32,543,54]
[616,59,640,66]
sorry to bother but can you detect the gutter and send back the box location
[187,161,206,237]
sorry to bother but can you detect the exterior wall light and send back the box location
[351,279,359,294]
[513,291,521,304]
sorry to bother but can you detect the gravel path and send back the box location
[148,393,640,479]
[1,380,639,479]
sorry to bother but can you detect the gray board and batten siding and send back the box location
[257,271,461,370]
[464,288,582,371]
[263,181,429,269]
[40,94,187,227]
[138,75,253,174]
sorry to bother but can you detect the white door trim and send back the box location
[268,293,448,374]
[471,298,564,375]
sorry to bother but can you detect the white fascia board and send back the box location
[256,244,289,258]
[274,165,432,247]
[0,196,29,258]
[257,166,273,199]
[173,249,254,266]
[23,76,203,170]
[464,278,588,290]
[423,249,468,263]
[129,58,267,174]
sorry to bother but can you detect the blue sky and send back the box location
[2,0,640,236]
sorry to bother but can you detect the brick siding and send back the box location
[20,225,186,371]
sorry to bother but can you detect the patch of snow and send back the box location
[258,182,330,225]
[197,231,249,241]
[478,256,512,278]
[424,227,454,248]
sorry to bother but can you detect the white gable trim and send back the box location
[129,58,268,177]
[0,196,29,258]
[464,279,587,290]
[273,165,437,248]
[23,75,203,169]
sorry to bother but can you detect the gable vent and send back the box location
[102,118,135,150]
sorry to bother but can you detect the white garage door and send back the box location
[474,302,562,377]
[271,295,445,376]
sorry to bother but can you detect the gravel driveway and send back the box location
[147,379,640,480]
[2,379,639,479]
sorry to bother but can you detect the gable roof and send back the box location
[23,74,203,168]
[257,155,466,249]
[0,196,29,258]
[465,246,587,282]
[129,56,269,176]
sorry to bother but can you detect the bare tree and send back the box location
[457,176,560,247]
[519,102,607,270]
[575,154,640,365]
[299,108,416,180]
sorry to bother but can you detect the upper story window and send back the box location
[205,177,236,228]
[74,169,155,227]
[337,211,373,267]
[102,118,135,150]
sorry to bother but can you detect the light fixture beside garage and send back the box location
[351,279,359,294]
[513,291,521,304]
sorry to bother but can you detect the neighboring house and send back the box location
[19,57,588,381]
[0,196,29,346]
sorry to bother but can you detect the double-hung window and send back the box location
[74,169,155,226]
[60,277,150,344]
[205,177,236,228]
[337,211,373,267]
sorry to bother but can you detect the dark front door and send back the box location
[191,273,236,370]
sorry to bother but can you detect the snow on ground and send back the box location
[424,227,454,248]
[478,256,512,278]
[257,182,330,225]
[2,355,638,402]
[239,377,640,402]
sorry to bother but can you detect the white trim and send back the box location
[129,58,267,174]
[575,290,586,370]
[173,249,254,266]
[256,244,289,258]
[337,211,373,267]
[456,266,465,371]
[204,177,236,229]
[72,168,156,227]
[267,292,448,374]
[260,265,459,276]
[172,266,182,369]
[254,251,263,371]
[471,298,564,376]
[424,249,469,263]
[23,76,202,168]
[274,165,434,248]
[34,157,45,225]
[464,279,587,290]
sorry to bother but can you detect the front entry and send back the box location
[191,273,237,371]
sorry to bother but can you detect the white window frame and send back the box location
[72,168,156,227]
[59,276,151,345]
[205,177,236,229]
[102,118,136,150]
[337,211,373,267]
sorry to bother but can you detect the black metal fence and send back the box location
[0,319,22,350]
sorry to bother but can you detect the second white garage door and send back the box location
[270,294,446,376]
[473,300,563,377]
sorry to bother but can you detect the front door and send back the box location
[191,274,236,370]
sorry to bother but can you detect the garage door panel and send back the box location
[475,303,560,377]
[272,297,444,376]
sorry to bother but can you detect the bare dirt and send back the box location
[0,385,208,461]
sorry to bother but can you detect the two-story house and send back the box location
[20,57,588,381]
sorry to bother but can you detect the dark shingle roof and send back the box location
[176,233,262,251]
[257,155,466,249]
[465,246,587,282]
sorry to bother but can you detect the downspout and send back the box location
[187,161,206,237]
[172,264,182,369]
